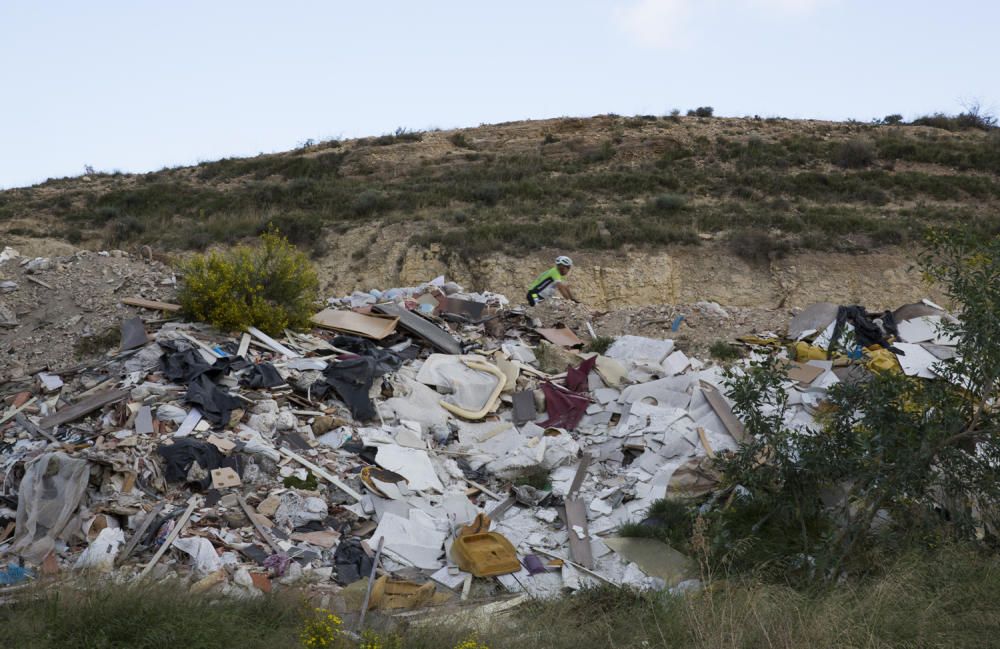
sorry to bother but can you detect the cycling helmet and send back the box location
[555,255,573,267]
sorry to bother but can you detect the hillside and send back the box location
[1,114,998,307]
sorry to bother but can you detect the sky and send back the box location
[1,0,997,189]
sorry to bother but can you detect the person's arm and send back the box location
[557,282,580,302]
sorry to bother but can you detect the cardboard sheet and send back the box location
[311,309,398,340]
[785,361,824,385]
[536,325,583,347]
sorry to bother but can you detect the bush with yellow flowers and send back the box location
[178,229,319,335]
[358,629,402,649]
[454,635,491,649]
[299,608,345,649]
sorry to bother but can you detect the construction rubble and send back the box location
[0,263,964,616]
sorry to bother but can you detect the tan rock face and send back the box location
[317,226,941,310]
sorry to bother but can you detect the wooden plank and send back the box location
[486,496,517,522]
[278,447,362,501]
[137,496,199,580]
[459,476,503,501]
[372,303,462,354]
[25,276,53,290]
[14,412,61,445]
[39,388,129,429]
[564,449,595,570]
[248,326,301,358]
[563,497,594,570]
[568,454,593,498]
[696,427,716,459]
[357,536,385,630]
[122,297,181,312]
[311,309,398,340]
[178,332,222,359]
[237,496,284,554]
[0,521,15,544]
[530,547,617,586]
[236,333,251,358]
[117,503,165,566]
[0,396,37,426]
[700,384,747,443]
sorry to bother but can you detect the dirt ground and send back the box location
[528,298,786,356]
[0,238,790,386]
[0,246,178,380]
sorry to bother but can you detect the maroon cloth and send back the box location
[565,356,597,392]
[540,382,590,431]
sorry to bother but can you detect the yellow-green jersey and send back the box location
[527,266,564,305]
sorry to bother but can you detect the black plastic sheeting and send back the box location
[160,342,253,426]
[160,341,250,383]
[333,537,374,584]
[828,306,901,356]
[156,438,239,490]
[307,336,402,421]
[330,336,403,375]
[239,363,285,389]
[185,374,244,426]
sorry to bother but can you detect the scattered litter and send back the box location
[0,278,965,609]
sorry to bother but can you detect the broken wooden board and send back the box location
[699,384,747,443]
[248,326,301,358]
[564,497,594,569]
[138,496,200,580]
[373,302,462,354]
[783,361,824,386]
[39,388,130,429]
[311,308,399,340]
[117,503,165,566]
[122,297,181,312]
[236,333,251,358]
[278,447,363,501]
[536,325,583,348]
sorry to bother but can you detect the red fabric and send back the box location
[565,356,597,392]
[540,382,590,431]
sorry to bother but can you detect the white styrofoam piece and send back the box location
[894,342,940,379]
[662,350,690,376]
[375,444,445,492]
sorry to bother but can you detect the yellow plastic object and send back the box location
[865,347,902,374]
[439,360,507,420]
[790,341,828,362]
[450,532,520,577]
[456,512,492,537]
[366,575,437,610]
[737,335,781,347]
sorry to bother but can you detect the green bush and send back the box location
[709,340,743,362]
[448,132,473,149]
[833,138,876,168]
[687,106,715,118]
[707,230,1000,580]
[178,230,319,335]
[912,108,997,132]
[585,335,615,354]
[646,193,687,214]
[727,229,791,264]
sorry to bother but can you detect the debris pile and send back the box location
[0,268,963,616]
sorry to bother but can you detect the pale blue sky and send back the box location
[1,0,996,188]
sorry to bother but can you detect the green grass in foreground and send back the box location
[3,547,1000,648]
